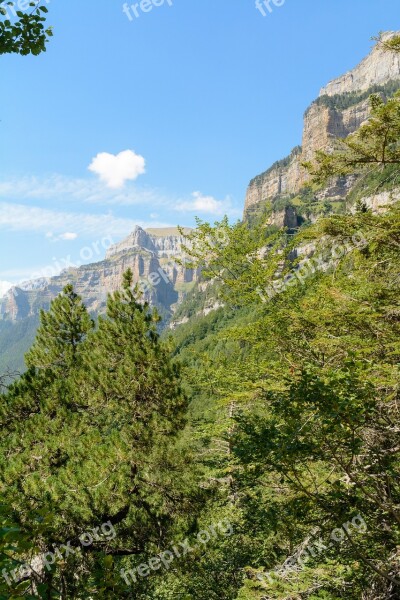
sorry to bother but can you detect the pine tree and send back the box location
[25,284,94,374]
[0,272,197,598]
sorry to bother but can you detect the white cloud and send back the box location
[175,191,241,217]
[88,150,146,189]
[60,232,78,241]
[0,280,12,298]
[0,175,240,218]
[45,231,78,242]
[0,202,173,239]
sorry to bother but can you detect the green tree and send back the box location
[375,31,400,54]
[0,1,52,55]
[0,271,197,598]
[171,201,400,599]
[25,284,94,374]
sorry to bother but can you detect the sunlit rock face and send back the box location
[244,31,400,217]
[320,32,400,97]
[0,227,198,323]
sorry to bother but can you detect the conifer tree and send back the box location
[25,283,94,374]
[0,273,197,598]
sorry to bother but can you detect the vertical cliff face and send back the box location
[244,32,400,217]
[0,227,198,323]
[320,32,400,96]
[245,147,303,210]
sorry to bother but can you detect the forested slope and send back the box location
[1,34,400,600]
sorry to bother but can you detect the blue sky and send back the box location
[1,0,399,291]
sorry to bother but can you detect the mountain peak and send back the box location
[106,226,155,259]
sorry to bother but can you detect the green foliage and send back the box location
[25,284,94,373]
[0,270,199,598]
[345,163,400,205]
[169,200,400,599]
[2,205,400,599]
[179,216,288,307]
[2,32,400,597]
[374,32,400,55]
[0,1,52,55]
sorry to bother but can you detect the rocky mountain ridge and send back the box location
[244,31,400,217]
[0,227,198,323]
[320,32,400,96]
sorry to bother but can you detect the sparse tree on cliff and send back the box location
[375,31,400,55]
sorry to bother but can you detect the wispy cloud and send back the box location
[0,202,172,238]
[174,191,241,217]
[0,175,240,218]
[46,232,79,242]
[0,175,167,207]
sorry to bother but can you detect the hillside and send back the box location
[2,33,400,375]
[1,30,400,600]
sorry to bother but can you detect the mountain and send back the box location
[1,32,400,374]
[165,33,400,600]
[244,31,400,219]
[0,226,198,372]
[0,226,197,323]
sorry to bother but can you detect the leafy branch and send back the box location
[0,1,52,55]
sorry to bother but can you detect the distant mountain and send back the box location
[0,226,198,373]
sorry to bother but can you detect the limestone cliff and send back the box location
[320,32,400,96]
[0,227,198,323]
[244,31,400,217]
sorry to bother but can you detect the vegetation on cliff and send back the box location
[304,79,400,117]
